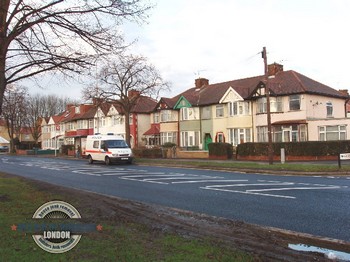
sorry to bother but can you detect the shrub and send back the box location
[132,147,162,158]
[236,141,350,157]
[208,143,233,159]
[162,142,176,148]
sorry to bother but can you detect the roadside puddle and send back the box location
[289,243,350,261]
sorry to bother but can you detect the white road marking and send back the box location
[201,181,348,199]
[205,182,295,188]
[247,186,341,193]
[2,158,349,199]
[172,179,247,184]
[200,186,296,199]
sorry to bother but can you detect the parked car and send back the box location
[0,145,9,152]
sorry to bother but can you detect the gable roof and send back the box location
[177,69,348,107]
[155,97,179,110]
[177,75,264,106]
[131,96,157,113]
[174,96,192,109]
[264,70,347,98]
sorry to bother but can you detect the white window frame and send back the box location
[319,125,346,141]
[228,128,251,146]
[289,95,301,111]
[216,105,224,118]
[180,131,200,147]
[161,132,177,144]
[257,126,268,142]
[326,101,333,117]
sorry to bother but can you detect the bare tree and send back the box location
[25,94,77,146]
[2,85,27,152]
[0,0,152,115]
[83,54,168,146]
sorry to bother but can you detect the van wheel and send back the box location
[105,156,111,165]
[88,155,93,164]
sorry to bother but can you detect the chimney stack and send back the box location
[128,89,141,98]
[195,78,209,89]
[268,63,283,76]
[338,89,349,96]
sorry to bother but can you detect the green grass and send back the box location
[0,173,253,261]
[135,158,350,173]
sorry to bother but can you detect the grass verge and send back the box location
[0,173,253,262]
[135,158,350,173]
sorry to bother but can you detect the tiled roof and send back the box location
[155,96,179,110]
[179,70,347,106]
[131,96,157,113]
[80,107,98,119]
[143,123,160,135]
[178,75,264,106]
[267,70,347,98]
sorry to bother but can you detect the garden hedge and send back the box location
[236,141,350,157]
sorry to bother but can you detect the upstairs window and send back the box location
[201,106,211,119]
[216,105,224,117]
[270,97,283,112]
[257,97,267,113]
[181,107,189,120]
[257,97,282,113]
[161,110,172,122]
[153,112,160,123]
[326,101,333,117]
[229,101,251,116]
[289,95,301,111]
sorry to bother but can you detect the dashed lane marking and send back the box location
[172,179,248,184]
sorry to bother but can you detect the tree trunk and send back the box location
[0,0,9,115]
[124,110,131,147]
[0,61,5,116]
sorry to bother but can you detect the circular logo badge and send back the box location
[32,200,82,253]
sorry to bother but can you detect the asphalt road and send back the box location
[1,155,350,241]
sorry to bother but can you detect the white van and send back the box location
[85,134,133,165]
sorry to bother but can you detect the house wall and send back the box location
[305,94,346,119]
[252,93,349,142]
[179,120,200,131]
[253,96,306,127]
[160,122,178,132]
[307,118,350,141]
[211,104,228,141]
[41,125,51,149]
[97,116,125,136]
[226,115,252,129]
[137,113,151,147]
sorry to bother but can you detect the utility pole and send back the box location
[262,47,274,164]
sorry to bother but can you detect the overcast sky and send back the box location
[29,0,350,100]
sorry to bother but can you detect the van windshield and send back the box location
[105,140,129,149]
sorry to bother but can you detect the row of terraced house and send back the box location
[41,63,350,156]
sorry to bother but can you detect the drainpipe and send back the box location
[344,97,350,118]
